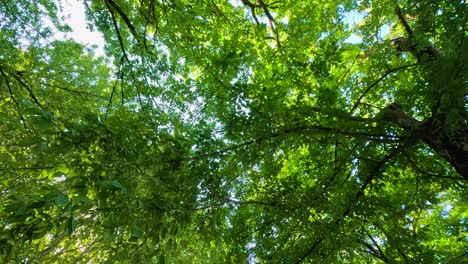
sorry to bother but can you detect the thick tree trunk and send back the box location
[384,103,468,179]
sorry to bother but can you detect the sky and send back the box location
[58,0,105,56]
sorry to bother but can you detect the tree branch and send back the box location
[350,63,417,114]
[0,67,30,131]
[186,125,402,162]
[395,6,413,37]
[365,229,389,263]
[104,0,129,62]
[296,144,410,263]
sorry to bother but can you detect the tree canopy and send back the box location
[0,0,466,263]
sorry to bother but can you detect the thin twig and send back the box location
[350,63,417,114]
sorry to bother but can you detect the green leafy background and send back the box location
[0,0,466,263]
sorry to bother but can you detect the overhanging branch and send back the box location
[350,63,417,114]
[186,125,403,162]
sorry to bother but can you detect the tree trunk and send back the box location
[384,103,468,179]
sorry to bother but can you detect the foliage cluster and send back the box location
[0,0,466,263]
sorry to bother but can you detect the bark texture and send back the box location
[384,102,468,179]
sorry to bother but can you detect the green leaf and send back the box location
[55,192,69,206]
[16,136,42,147]
[66,217,76,235]
[103,229,114,244]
